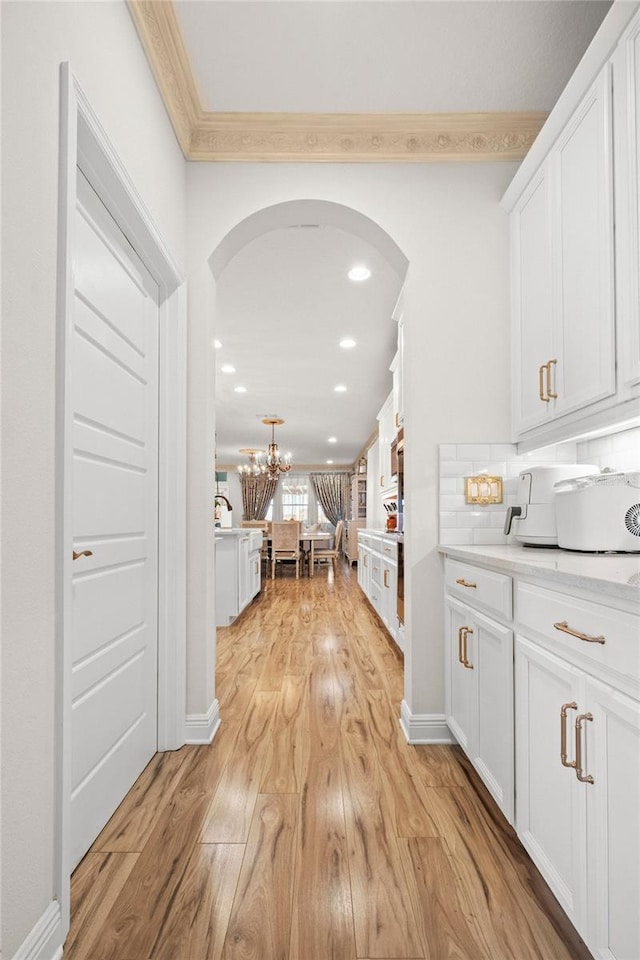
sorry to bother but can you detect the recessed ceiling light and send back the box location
[213,339,222,349]
[326,460,334,464]
[339,338,357,349]
[220,364,236,374]
[234,386,247,393]
[347,265,371,282]
[334,385,347,393]
[328,437,337,443]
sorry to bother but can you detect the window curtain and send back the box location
[310,472,351,527]
[240,474,279,520]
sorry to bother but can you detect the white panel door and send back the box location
[472,611,514,824]
[444,597,476,755]
[553,68,616,417]
[515,637,587,933]
[585,678,640,960]
[70,171,159,867]
[511,165,555,435]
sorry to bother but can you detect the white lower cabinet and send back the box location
[215,530,262,627]
[515,611,640,959]
[443,551,640,960]
[357,531,399,647]
[445,594,514,822]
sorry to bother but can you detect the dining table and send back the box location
[264,530,332,576]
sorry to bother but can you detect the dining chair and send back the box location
[310,520,344,575]
[270,520,302,579]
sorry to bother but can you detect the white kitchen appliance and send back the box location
[555,471,640,552]
[504,464,598,546]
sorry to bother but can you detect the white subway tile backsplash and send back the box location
[474,528,507,545]
[490,444,516,460]
[439,478,458,494]
[442,529,474,545]
[440,512,458,529]
[491,512,508,528]
[462,511,491,529]
[471,461,507,477]
[457,444,490,460]
[441,460,474,477]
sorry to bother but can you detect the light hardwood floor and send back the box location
[65,559,591,960]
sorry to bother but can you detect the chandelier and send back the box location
[237,448,266,477]
[262,417,293,478]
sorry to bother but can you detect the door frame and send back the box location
[55,64,187,939]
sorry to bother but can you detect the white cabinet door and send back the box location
[614,13,640,397]
[512,165,555,434]
[553,68,616,418]
[472,611,514,824]
[515,637,587,932]
[381,558,397,641]
[445,597,476,756]
[585,679,640,960]
[249,549,261,600]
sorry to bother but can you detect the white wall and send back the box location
[1,2,186,954]
[187,160,516,732]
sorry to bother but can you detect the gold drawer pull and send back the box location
[546,359,558,399]
[539,364,550,402]
[575,713,594,784]
[457,626,474,669]
[72,550,93,560]
[455,578,477,589]
[384,570,389,588]
[554,621,605,645]
[560,702,577,769]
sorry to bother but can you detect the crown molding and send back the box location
[128,0,546,163]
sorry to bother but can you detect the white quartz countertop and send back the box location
[359,528,401,541]
[439,544,640,602]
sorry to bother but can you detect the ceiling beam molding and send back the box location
[129,0,546,163]
[127,0,202,155]
[190,111,547,163]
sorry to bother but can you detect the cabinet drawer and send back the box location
[380,540,397,559]
[445,559,512,620]
[517,581,640,688]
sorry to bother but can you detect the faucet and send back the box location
[215,494,233,511]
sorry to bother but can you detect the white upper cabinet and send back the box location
[614,13,640,398]
[511,68,615,440]
[506,6,640,446]
[553,69,615,419]
[511,166,555,433]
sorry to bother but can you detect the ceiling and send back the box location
[130,1,612,469]
[214,224,402,467]
[174,1,611,114]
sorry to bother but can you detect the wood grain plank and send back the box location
[260,675,309,793]
[86,722,241,960]
[92,749,189,852]
[340,713,423,958]
[151,844,244,960]
[64,852,139,960]
[201,692,278,842]
[398,836,492,960]
[223,794,298,960]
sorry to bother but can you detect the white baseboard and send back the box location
[13,901,64,960]
[399,700,456,744]
[184,698,220,744]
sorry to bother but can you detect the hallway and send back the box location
[65,560,589,960]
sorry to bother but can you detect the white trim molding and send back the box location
[12,901,63,960]
[185,699,221,745]
[399,700,456,745]
[128,0,546,164]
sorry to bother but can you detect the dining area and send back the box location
[240,519,344,578]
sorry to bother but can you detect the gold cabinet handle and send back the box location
[457,627,465,665]
[546,359,558,399]
[560,702,578,768]
[380,475,384,487]
[554,621,605,645]
[383,569,389,588]
[461,627,474,669]
[539,364,550,402]
[575,713,594,784]
[72,550,93,560]
[455,578,477,589]
[364,554,368,567]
